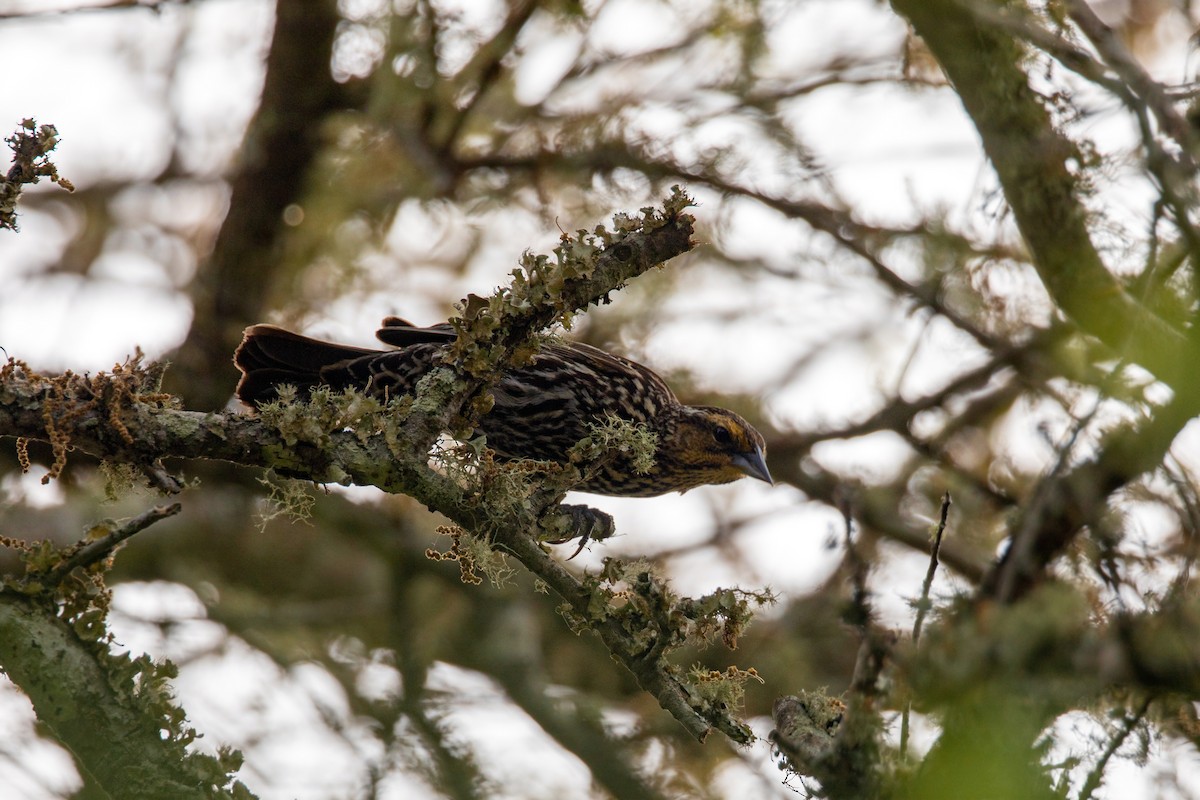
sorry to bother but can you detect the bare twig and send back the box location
[774,501,893,796]
[912,493,952,645]
[1064,0,1196,162]
[893,0,1189,392]
[0,0,180,20]
[1077,697,1152,800]
[770,458,987,583]
[841,498,891,710]
[961,1,1126,95]
[1063,0,1200,267]
[42,504,182,585]
[141,460,184,494]
[992,395,1105,602]
[901,491,951,757]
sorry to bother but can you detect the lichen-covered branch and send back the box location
[0,497,246,800]
[981,386,1200,600]
[1,118,74,231]
[0,593,248,800]
[41,503,182,586]
[0,192,761,745]
[774,583,1200,794]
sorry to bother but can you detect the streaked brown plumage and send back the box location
[234,317,772,497]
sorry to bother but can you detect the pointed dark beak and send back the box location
[732,444,773,485]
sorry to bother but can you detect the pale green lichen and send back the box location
[0,519,250,797]
[554,556,772,719]
[433,439,566,530]
[256,385,396,447]
[255,471,316,529]
[688,664,765,711]
[565,557,774,658]
[99,461,140,503]
[442,187,695,386]
[409,368,461,417]
[570,414,658,476]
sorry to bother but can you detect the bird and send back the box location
[234,316,772,497]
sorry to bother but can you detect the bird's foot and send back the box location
[544,504,616,560]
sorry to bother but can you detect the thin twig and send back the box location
[1064,0,1196,161]
[0,0,177,20]
[901,491,951,757]
[841,497,892,699]
[912,493,952,645]
[43,503,182,584]
[991,394,1106,602]
[1077,697,1152,800]
[1062,0,1200,269]
[962,1,1126,96]
[841,497,871,635]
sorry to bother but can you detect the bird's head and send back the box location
[655,405,772,493]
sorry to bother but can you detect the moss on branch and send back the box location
[0,508,248,799]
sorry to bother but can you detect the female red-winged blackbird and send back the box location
[234,317,772,497]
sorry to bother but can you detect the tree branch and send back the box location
[0,593,247,799]
[889,0,1200,603]
[41,503,182,586]
[1,194,758,745]
[891,0,1189,390]
[1,118,74,231]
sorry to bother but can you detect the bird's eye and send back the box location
[713,426,733,446]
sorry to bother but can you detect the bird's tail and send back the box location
[233,324,379,406]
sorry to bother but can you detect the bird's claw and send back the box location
[550,504,616,560]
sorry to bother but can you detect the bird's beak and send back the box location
[732,444,773,485]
